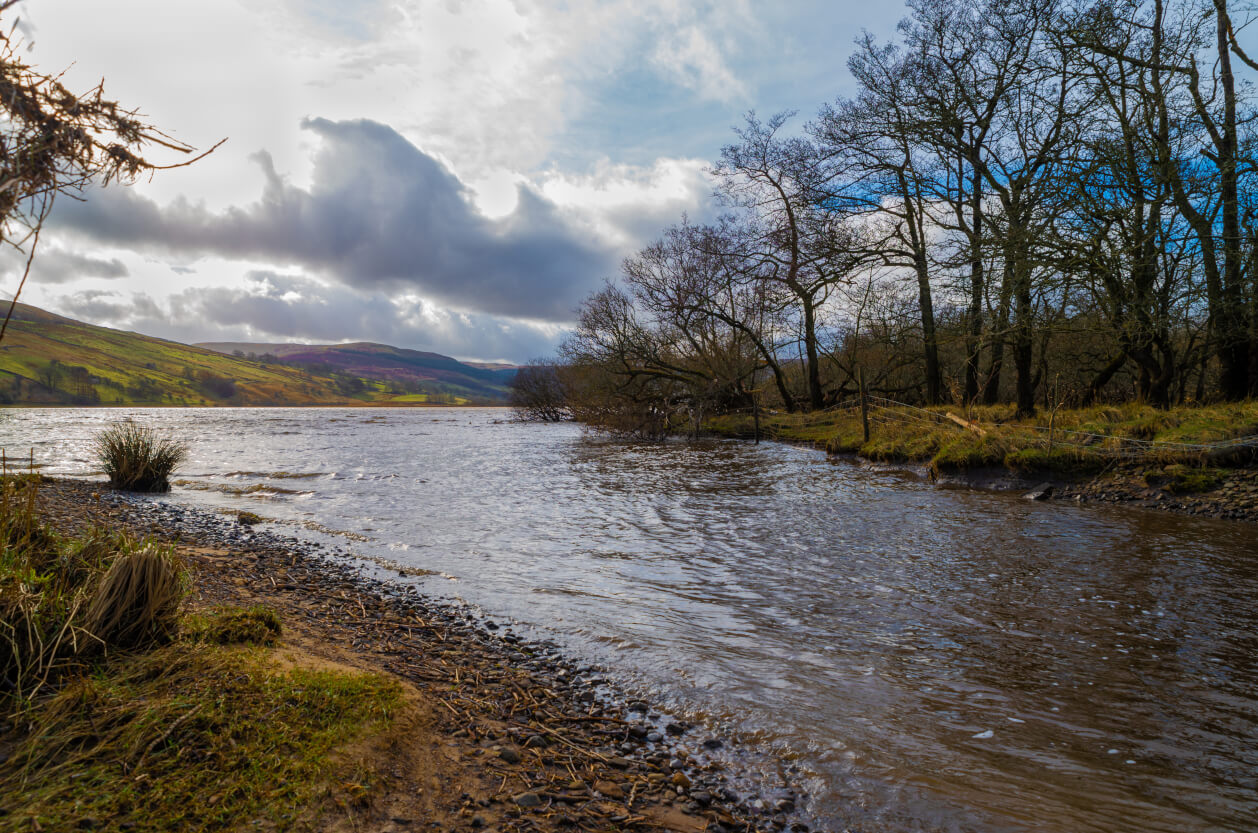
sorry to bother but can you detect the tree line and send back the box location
[527,0,1258,433]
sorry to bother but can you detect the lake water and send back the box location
[7,407,1257,832]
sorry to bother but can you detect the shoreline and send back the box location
[31,477,805,833]
[707,427,1258,524]
[834,451,1258,523]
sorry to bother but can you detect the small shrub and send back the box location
[93,419,188,492]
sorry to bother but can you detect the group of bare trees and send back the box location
[547,0,1258,431]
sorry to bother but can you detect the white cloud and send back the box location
[13,0,907,361]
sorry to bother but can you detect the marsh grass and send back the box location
[0,472,401,831]
[80,544,186,652]
[93,419,188,492]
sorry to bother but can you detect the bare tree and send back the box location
[711,113,874,410]
[509,360,571,422]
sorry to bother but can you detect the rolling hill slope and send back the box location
[197,341,517,402]
[0,303,511,406]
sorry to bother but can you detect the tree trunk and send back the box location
[802,295,823,410]
[983,258,1015,404]
[1215,3,1248,399]
[963,175,985,404]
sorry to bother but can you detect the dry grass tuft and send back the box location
[81,544,186,653]
[92,419,188,492]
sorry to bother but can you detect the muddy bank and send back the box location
[36,477,805,833]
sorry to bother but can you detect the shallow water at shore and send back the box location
[7,407,1257,832]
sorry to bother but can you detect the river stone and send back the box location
[514,792,543,808]
[498,746,522,764]
[594,780,625,799]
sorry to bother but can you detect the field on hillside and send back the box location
[0,305,495,406]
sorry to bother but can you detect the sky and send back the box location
[9,0,907,362]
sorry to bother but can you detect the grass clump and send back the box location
[1149,464,1226,494]
[186,605,282,646]
[1,472,188,705]
[80,544,186,652]
[0,639,403,833]
[93,419,188,492]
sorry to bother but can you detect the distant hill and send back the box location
[0,303,512,406]
[196,342,517,402]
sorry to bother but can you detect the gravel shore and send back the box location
[36,477,806,833]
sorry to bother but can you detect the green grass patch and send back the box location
[1147,464,1227,494]
[185,605,282,646]
[705,400,1258,475]
[1,472,406,831]
[2,472,188,704]
[0,637,402,833]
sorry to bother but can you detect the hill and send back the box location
[196,341,517,402]
[0,303,511,406]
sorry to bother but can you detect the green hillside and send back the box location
[196,341,516,402]
[0,303,503,406]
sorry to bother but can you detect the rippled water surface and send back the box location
[7,407,1257,832]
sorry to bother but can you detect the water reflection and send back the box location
[4,407,1255,832]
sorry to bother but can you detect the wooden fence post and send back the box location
[859,368,870,443]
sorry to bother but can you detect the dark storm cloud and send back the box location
[52,118,614,321]
[1,246,129,285]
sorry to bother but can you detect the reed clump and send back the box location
[92,419,188,492]
[80,543,186,652]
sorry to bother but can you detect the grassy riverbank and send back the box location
[0,476,410,832]
[3,476,772,833]
[708,400,1258,477]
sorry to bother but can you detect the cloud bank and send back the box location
[54,271,565,362]
[54,118,617,322]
